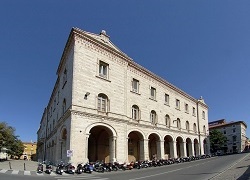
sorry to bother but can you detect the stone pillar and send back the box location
[190,142,194,156]
[109,136,117,162]
[169,141,174,158]
[183,142,187,157]
[200,139,204,155]
[140,139,149,160]
[157,140,165,159]
[85,133,90,162]
[172,141,177,158]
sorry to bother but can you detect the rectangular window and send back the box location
[176,99,180,110]
[99,61,109,79]
[150,87,156,100]
[132,78,139,93]
[164,94,169,105]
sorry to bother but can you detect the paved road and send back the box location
[210,153,250,180]
[1,153,250,180]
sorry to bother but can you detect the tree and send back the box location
[209,129,227,153]
[0,122,24,158]
[9,139,24,158]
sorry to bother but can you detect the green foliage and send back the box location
[209,129,227,153]
[0,122,24,158]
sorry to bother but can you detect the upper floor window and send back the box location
[193,123,197,133]
[186,121,190,131]
[63,68,67,87]
[203,125,206,134]
[185,103,189,113]
[150,110,157,124]
[192,107,196,116]
[164,94,169,105]
[177,118,181,130]
[202,111,205,119]
[176,99,180,110]
[150,87,156,100]
[97,93,108,112]
[132,78,139,93]
[132,105,140,120]
[165,114,170,128]
[99,61,109,79]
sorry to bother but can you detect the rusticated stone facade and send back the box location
[37,28,209,166]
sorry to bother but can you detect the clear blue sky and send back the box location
[1,1,250,142]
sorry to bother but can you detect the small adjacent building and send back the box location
[21,141,37,161]
[209,119,247,153]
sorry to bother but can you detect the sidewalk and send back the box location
[0,159,38,171]
[210,152,250,180]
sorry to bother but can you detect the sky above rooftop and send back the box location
[1,0,250,142]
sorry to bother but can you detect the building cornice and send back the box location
[56,27,208,108]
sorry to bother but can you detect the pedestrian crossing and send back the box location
[0,169,109,179]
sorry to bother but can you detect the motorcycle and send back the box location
[83,163,94,173]
[56,162,64,175]
[76,163,83,174]
[45,162,53,174]
[65,163,75,174]
[37,162,43,173]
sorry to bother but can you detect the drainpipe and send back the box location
[196,100,202,155]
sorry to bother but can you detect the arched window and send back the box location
[97,93,108,112]
[177,118,181,130]
[193,123,197,133]
[132,105,140,120]
[186,121,190,131]
[165,114,170,128]
[150,110,157,124]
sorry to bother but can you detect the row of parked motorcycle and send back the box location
[37,154,212,175]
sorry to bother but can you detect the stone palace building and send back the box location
[37,28,209,165]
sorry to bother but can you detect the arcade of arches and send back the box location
[86,125,209,163]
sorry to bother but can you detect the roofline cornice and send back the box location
[56,27,208,107]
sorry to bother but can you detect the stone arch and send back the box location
[127,129,146,140]
[148,133,161,160]
[186,138,192,157]
[59,127,67,161]
[176,136,184,157]
[194,138,199,156]
[127,130,144,162]
[164,135,174,158]
[86,123,117,163]
[203,138,209,154]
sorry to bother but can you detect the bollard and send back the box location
[9,162,12,169]
[24,163,26,171]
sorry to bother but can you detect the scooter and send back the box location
[65,163,75,174]
[45,163,53,174]
[37,162,43,173]
[56,162,64,175]
[76,163,83,174]
[83,163,94,173]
